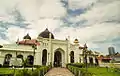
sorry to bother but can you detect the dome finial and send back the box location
[45,25,48,29]
[45,28,48,30]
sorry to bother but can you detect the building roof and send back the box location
[97,56,112,60]
[0,45,3,48]
[38,28,54,39]
[79,46,84,49]
[17,39,40,45]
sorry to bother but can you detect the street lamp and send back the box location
[83,43,88,72]
[32,44,37,71]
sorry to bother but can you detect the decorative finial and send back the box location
[45,25,48,29]
[84,43,88,48]
[16,38,19,44]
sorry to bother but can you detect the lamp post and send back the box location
[83,44,88,72]
[32,44,37,71]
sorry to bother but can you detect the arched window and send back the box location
[17,54,23,61]
[70,51,74,63]
[27,55,34,65]
[3,54,12,66]
[42,49,47,65]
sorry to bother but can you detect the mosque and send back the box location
[0,28,98,67]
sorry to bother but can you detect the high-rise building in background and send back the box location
[108,47,115,55]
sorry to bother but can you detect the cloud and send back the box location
[0,0,120,54]
[68,0,97,9]
[56,0,120,53]
[0,0,66,42]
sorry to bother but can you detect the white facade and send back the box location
[0,29,97,67]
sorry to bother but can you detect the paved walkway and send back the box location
[45,67,75,76]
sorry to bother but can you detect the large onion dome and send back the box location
[23,33,31,40]
[38,28,54,39]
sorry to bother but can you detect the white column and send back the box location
[49,33,52,66]
[93,57,96,64]
[52,51,54,67]
[46,52,50,66]
[34,52,41,65]
[74,49,79,63]
[81,57,84,63]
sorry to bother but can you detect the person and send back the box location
[106,66,109,72]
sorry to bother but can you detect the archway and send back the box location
[54,51,62,67]
[27,55,34,65]
[3,54,12,66]
[17,54,24,62]
[89,57,93,64]
[70,51,74,63]
[95,58,99,65]
[42,49,47,65]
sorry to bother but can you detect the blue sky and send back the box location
[0,0,120,54]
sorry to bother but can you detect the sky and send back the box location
[0,0,120,54]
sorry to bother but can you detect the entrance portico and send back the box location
[53,48,65,67]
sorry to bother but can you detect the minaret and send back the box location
[49,32,52,66]
[67,36,70,63]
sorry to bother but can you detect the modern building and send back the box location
[108,47,115,56]
[0,28,98,67]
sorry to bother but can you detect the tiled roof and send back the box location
[17,39,40,45]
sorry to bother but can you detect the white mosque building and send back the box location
[0,28,98,67]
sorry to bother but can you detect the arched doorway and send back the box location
[42,49,47,65]
[54,51,62,67]
[27,55,34,65]
[70,51,74,63]
[3,54,12,66]
[95,57,99,65]
[89,57,93,64]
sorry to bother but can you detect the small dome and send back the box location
[23,34,31,40]
[0,45,3,48]
[74,38,79,43]
[38,28,54,39]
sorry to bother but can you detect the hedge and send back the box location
[67,65,93,76]
[14,66,51,76]
[67,64,120,76]
[66,63,96,68]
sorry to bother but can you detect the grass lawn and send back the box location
[86,67,120,76]
[0,68,14,74]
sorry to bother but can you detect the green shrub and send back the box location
[14,66,50,76]
[67,65,93,76]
